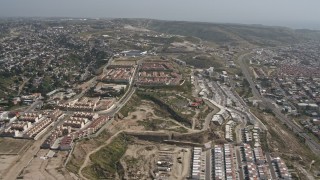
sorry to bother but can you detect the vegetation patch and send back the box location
[66,130,112,174]
[82,133,132,180]
[235,79,253,98]
[171,126,189,133]
[177,54,224,69]
[136,91,192,127]
[119,94,142,117]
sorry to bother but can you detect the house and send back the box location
[60,135,73,151]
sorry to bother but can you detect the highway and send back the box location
[238,52,320,155]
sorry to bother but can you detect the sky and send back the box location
[0,0,320,30]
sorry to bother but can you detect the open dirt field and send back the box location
[20,149,73,180]
[124,100,192,133]
[0,138,31,178]
[121,140,191,180]
[0,155,19,178]
[0,138,31,154]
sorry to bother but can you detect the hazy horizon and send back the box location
[1,0,320,30]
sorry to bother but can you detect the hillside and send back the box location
[137,19,320,47]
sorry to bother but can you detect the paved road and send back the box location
[24,100,43,113]
[205,150,211,180]
[235,147,245,180]
[265,152,277,179]
[238,52,320,155]
[100,86,137,116]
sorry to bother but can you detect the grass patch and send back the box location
[177,54,224,69]
[137,119,162,131]
[198,106,212,120]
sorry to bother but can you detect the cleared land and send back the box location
[122,142,191,180]
[0,155,19,179]
[0,138,31,178]
[20,150,73,180]
[0,138,30,154]
[81,135,192,180]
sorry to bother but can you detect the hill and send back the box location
[128,19,320,47]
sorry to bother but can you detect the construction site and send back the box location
[121,141,192,180]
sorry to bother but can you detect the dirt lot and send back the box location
[69,99,196,179]
[0,138,31,178]
[0,138,31,155]
[20,149,74,180]
[121,140,191,180]
[121,100,191,133]
[0,155,19,178]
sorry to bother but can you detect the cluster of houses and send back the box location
[212,144,238,180]
[0,21,98,100]
[272,157,291,179]
[41,112,109,151]
[240,143,273,180]
[301,118,320,139]
[137,61,182,86]
[57,97,100,112]
[101,65,135,84]
[1,110,62,139]
[225,120,236,142]
[251,45,320,119]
